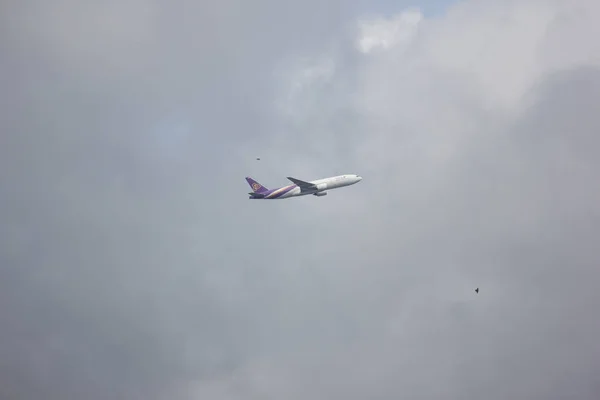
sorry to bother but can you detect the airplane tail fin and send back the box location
[245,177,268,193]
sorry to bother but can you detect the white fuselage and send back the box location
[264,174,362,199]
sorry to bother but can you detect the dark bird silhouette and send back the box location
[256,157,260,160]
[475,288,479,294]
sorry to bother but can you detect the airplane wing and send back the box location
[287,176,316,191]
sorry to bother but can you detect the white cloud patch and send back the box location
[291,58,336,93]
[356,8,422,54]
[275,56,336,118]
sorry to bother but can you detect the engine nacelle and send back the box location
[316,183,327,190]
[314,192,327,196]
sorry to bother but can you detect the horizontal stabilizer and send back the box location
[287,176,316,190]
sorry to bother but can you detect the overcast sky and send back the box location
[2,0,600,399]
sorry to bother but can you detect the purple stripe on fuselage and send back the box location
[265,184,297,198]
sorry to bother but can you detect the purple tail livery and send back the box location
[245,177,269,193]
[245,174,362,200]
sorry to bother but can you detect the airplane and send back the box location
[246,174,362,199]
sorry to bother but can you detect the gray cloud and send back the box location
[1,0,600,399]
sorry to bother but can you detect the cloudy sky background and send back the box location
[2,0,600,399]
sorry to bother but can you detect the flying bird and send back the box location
[475,288,479,294]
